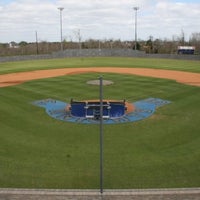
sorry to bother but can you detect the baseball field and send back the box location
[0,57,200,189]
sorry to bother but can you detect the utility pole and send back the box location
[133,7,139,50]
[58,7,64,51]
[76,29,82,50]
[35,31,39,55]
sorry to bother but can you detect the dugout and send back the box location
[69,99,126,119]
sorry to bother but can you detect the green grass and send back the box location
[0,57,200,189]
[0,57,200,74]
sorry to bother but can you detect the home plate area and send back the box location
[32,98,171,124]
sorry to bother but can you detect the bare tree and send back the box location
[190,32,200,52]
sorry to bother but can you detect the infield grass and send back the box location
[0,57,200,189]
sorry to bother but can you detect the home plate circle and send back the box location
[87,80,114,85]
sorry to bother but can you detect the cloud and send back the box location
[0,0,200,43]
[151,1,200,38]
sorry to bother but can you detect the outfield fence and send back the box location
[0,49,200,62]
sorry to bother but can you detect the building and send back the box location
[178,46,195,54]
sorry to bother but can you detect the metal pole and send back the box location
[133,7,139,50]
[35,31,39,55]
[99,76,104,194]
[58,7,64,51]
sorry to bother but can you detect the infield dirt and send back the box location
[0,67,200,87]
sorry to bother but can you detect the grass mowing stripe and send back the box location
[0,57,200,74]
[0,68,200,189]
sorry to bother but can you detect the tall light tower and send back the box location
[133,7,139,50]
[58,7,64,51]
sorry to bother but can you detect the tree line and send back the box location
[0,32,199,56]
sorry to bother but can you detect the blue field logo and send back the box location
[32,98,171,124]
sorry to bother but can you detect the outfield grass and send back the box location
[0,57,200,189]
[0,57,200,74]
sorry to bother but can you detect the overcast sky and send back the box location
[0,0,200,43]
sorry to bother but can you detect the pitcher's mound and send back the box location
[87,80,113,85]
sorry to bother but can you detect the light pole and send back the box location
[58,7,64,51]
[133,7,139,50]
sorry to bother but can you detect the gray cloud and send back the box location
[0,0,200,42]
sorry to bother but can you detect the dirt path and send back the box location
[0,67,200,88]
